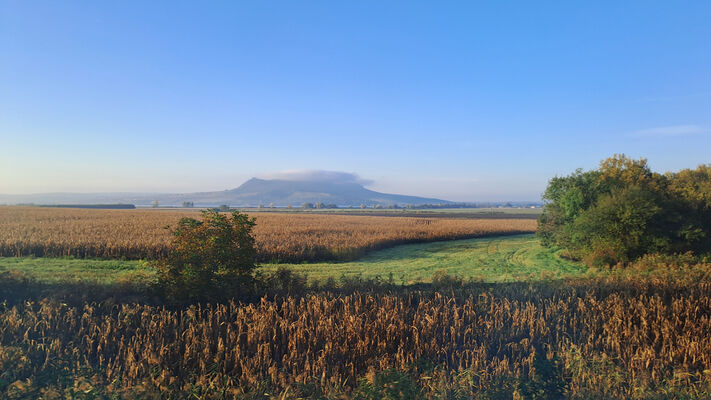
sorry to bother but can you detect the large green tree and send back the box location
[539,155,711,266]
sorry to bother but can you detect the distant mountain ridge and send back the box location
[0,177,453,207]
[220,178,451,206]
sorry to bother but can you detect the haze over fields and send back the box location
[0,172,454,207]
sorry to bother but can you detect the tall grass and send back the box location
[1,267,710,398]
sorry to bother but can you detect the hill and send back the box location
[210,178,451,207]
[0,178,453,207]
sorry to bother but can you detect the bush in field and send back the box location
[539,154,711,266]
[153,210,257,301]
[431,269,463,290]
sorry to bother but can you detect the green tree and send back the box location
[538,155,711,267]
[569,186,665,266]
[667,165,711,253]
[537,169,603,247]
[153,210,257,302]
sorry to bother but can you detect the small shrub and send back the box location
[263,267,308,297]
[152,210,257,302]
[431,270,463,290]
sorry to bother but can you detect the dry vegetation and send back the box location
[1,269,710,399]
[3,206,709,398]
[0,206,535,262]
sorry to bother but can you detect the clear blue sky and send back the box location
[1,1,710,201]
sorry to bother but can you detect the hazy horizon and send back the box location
[2,2,710,201]
[0,169,542,203]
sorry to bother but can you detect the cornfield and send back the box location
[0,207,536,262]
[1,272,711,399]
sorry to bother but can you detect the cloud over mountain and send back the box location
[258,170,373,186]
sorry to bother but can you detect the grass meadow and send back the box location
[262,234,586,283]
[0,235,586,287]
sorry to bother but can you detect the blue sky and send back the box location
[1,1,710,201]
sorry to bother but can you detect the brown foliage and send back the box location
[1,273,710,398]
[0,207,535,262]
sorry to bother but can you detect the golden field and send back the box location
[1,273,710,399]
[0,206,536,262]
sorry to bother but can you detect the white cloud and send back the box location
[632,124,705,137]
[258,169,373,185]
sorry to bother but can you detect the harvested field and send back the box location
[0,207,536,262]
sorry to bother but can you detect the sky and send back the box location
[1,1,710,202]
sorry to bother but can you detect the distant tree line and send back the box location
[291,202,541,210]
[406,202,542,209]
[38,204,136,210]
[538,154,711,267]
[301,202,339,209]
